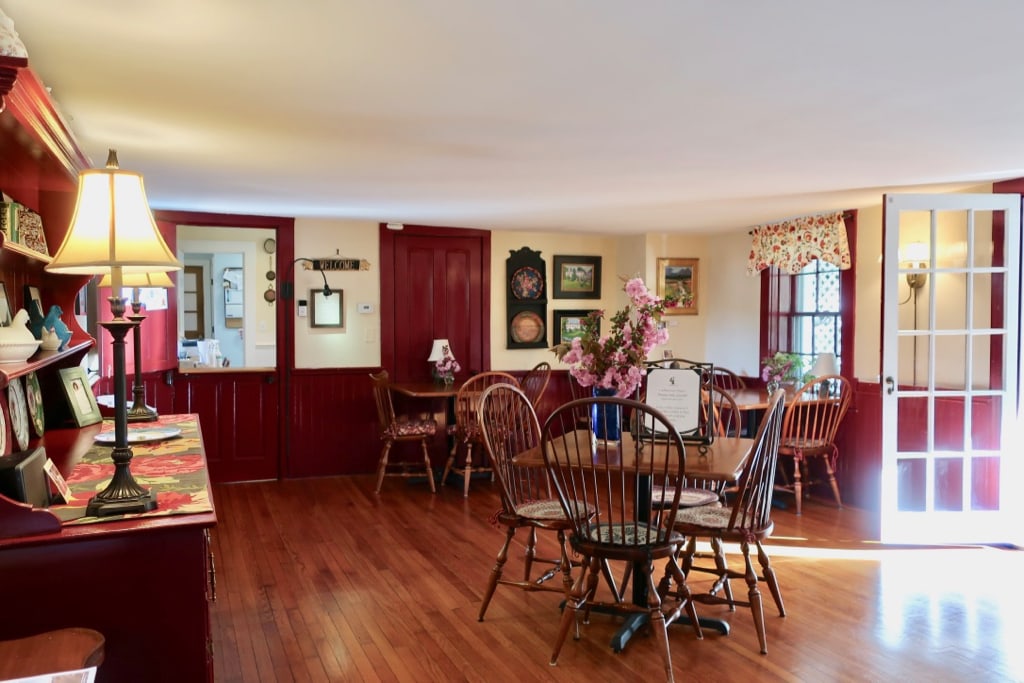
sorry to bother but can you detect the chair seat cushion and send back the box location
[674,504,732,530]
[516,498,593,521]
[780,437,828,451]
[386,418,436,437]
[586,522,671,545]
[650,485,721,508]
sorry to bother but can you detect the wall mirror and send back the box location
[310,289,343,329]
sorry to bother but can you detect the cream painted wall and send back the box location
[287,184,1001,379]
[293,218,380,369]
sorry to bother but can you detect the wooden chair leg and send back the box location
[462,443,474,497]
[440,441,458,488]
[550,556,595,664]
[643,566,675,683]
[419,439,436,493]
[822,455,843,508]
[755,539,786,617]
[792,456,803,515]
[478,526,515,621]
[741,540,768,655]
[522,527,537,583]
[710,536,735,608]
[374,441,392,494]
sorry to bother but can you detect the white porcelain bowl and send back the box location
[0,340,42,363]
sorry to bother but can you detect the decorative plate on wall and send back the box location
[510,310,545,344]
[25,371,45,437]
[510,266,544,300]
[8,376,30,451]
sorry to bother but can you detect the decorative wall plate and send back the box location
[8,376,30,451]
[25,371,45,437]
[510,266,544,300]
[510,310,545,343]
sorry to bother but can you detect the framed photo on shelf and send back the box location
[553,255,602,299]
[23,284,42,317]
[657,257,698,315]
[0,282,11,326]
[553,309,599,345]
[58,366,103,427]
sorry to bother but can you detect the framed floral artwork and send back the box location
[657,257,698,315]
[553,309,598,345]
[553,255,601,299]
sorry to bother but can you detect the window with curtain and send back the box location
[750,211,857,379]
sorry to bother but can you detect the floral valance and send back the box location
[746,211,851,275]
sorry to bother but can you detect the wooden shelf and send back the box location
[0,339,92,387]
[0,233,52,264]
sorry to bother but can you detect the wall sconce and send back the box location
[46,149,182,516]
[901,241,929,290]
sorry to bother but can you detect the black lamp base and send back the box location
[127,402,159,423]
[86,488,157,517]
[85,444,158,517]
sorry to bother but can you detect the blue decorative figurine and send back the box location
[43,305,73,351]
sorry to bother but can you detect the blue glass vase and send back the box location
[591,387,622,442]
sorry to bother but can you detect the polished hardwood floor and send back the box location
[209,475,1023,682]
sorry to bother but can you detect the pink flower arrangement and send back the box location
[433,347,461,382]
[552,277,677,397]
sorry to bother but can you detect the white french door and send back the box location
[881,193,1021,545]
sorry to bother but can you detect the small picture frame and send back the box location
[553,309,599,345]
[553,255,602,299]
[310,288,344,329]
[24,284,42,318]
[58,366,103,427]
[657,257,699,315]
[0,282,11,326]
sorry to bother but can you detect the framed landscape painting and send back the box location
[553,309,599,345]
[553,255,601,299]
[657,257,698,315]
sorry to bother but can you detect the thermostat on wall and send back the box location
[357,303,373,313]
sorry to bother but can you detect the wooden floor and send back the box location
[209,475,1023,682]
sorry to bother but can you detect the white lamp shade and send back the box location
[428,338,452,362]
[45,150,182,279]
[900,241,929,267]
[810,352,839,378]
[97,271,175,288]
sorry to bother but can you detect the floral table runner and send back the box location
[59,414,213,525]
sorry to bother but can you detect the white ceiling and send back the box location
[5,1,1024,235]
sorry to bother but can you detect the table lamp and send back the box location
[98,270,175,422]
[809,352,839,395]
[46,149,182,517]
[428,339,452,363]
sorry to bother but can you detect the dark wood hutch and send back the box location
[0,56,216,681]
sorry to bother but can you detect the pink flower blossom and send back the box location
[551,277,678,397]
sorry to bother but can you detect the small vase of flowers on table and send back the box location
[552,277,678,440]
[761,352,804,393]
[433,346,461,386]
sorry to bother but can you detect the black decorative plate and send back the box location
[8,377,30,451]
[511,266,544,300]
[25,371,45,437]
[510,310,545,343]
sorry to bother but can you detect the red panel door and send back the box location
[381,225,490,382]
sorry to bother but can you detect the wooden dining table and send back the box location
[515,430,755,651]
